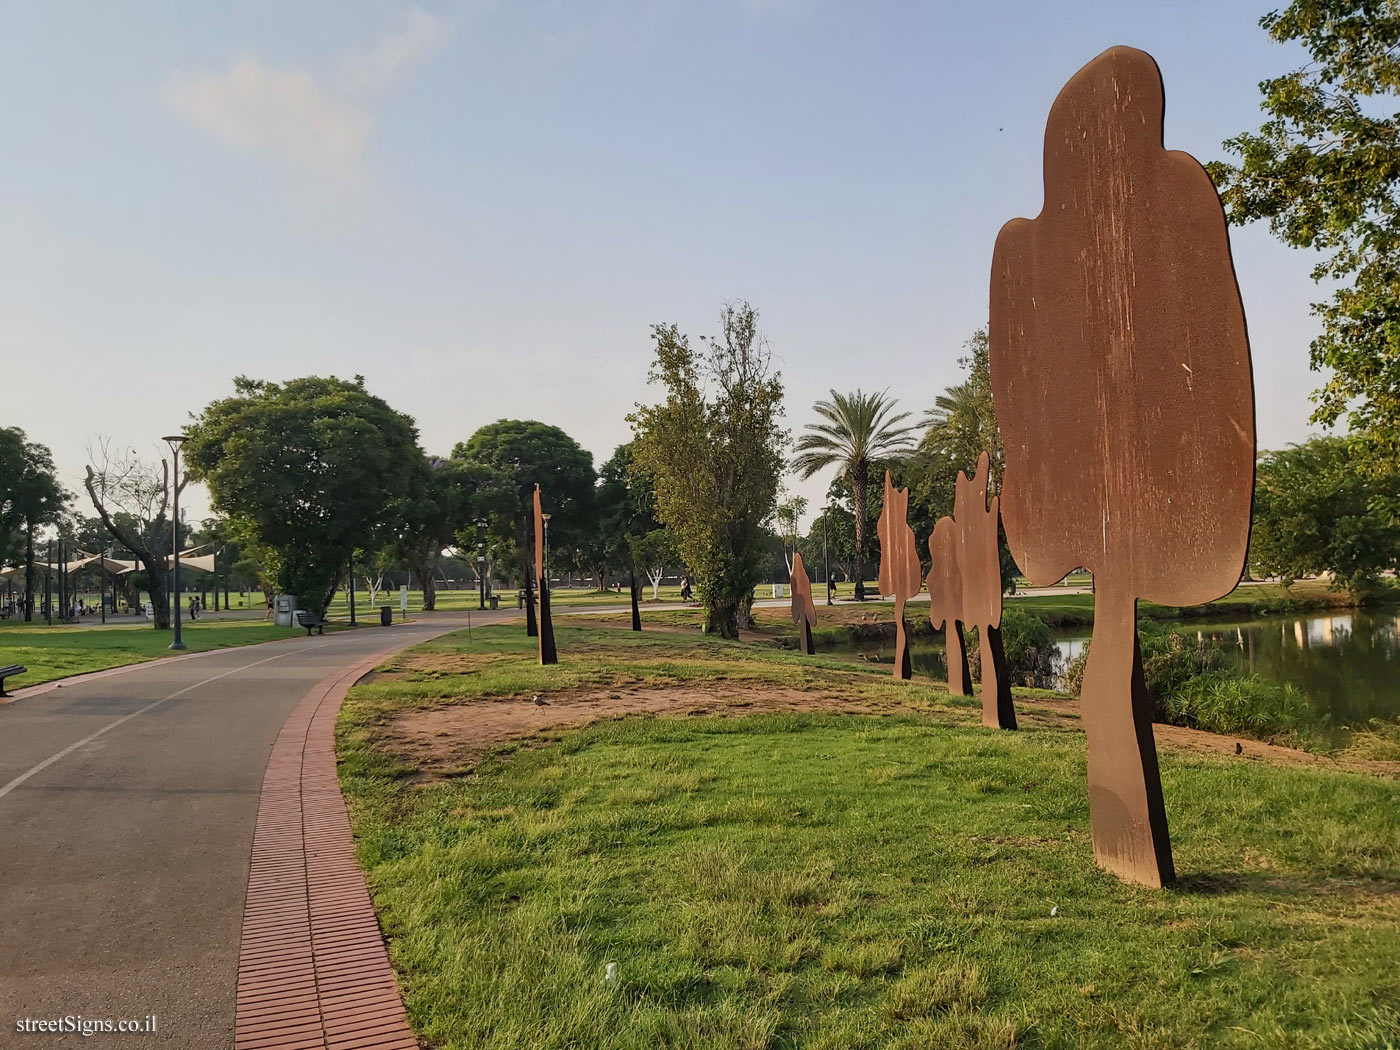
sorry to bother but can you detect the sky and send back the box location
[1,0,1327,530]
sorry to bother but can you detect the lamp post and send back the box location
[823,503,833,605]
[163,434,187,650]
[475,519,487,609]
[541,513,551,587]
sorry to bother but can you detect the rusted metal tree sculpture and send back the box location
[956,453,1016,730]
[989,46,1255,887]
[876,471,923,680]
[789,551,818,655]
[926,518,972,696]
[534,485,558,666]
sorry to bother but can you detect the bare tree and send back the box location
[84,438,186,630]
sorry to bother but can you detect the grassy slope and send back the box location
[0,619,308,688]
[339,625,1399,1050]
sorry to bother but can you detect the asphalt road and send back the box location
[0,612,506,1048]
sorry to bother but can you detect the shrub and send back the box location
[1062,621,1324,747]
[966,607,1058,688]
[1161,670,1318,747]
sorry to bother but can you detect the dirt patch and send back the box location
[375,683,895,781]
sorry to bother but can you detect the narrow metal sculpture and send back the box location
[876,471,922,680]
[789,552,818,655]
[534,485,557,665]
[956,453,1016,730]
[926,518,972,696]
[989,46,1255,887]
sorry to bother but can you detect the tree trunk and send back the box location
[852,472,867,600]
[738,592,755,630]
[1080,588,1173,887]
[649,570,663,601]
[979,626,1017,729]
[23,520,35,622]
[629,569,641,632]
[421,572,437,611]
[144,556,170,630]
[702,599,739,639]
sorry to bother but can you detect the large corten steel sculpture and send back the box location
[789,552,818,655]
[534,486,558,666]
[876,471,923,680]
[989,46,1255,886]
[926,519,972,696]
[955,453,1016,730]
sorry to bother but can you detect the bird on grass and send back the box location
[533,694,550,707]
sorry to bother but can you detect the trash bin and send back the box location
[380,606,392,626]
[489,595,499,610]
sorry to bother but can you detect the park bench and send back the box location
[295,611,329,636]
[0,664,27,697]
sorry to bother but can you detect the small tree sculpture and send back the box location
[876,471,922,680]
[956,453,1015,730]
[534,485,557,665]
[926,518,971,696]
[789,551,817,655]
[989,47,1255,886]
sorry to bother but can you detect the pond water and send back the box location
[848,609,1400,733]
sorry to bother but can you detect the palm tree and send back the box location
[792,389,919,599]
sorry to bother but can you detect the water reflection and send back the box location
[1052,610,1400,728]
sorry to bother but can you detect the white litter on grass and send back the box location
[1050,905,1059,917]
[604,962,618,987]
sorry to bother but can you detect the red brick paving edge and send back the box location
[235,647,420,1050]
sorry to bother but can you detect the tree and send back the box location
[1250,434,1400,594]
[184,376,422,619]
[84,439,185,629]
[793,390,919,600]
[595,443,664,620]
[775,494,809,574]
[1209,0,1400,477]
[990,47,1255,886]
[392,455,510,610]
[0,429,68,621]
[631,528,678,600]
[453,420,596,635]
[630,301,787,638]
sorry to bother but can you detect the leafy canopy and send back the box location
[1249,433,1400,594]
[184,375,421,615]
[630,301,787,637]
[1209,0,1400,472]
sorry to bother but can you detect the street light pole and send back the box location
[163,434,187,650]
[45,539,52,626]
[823,504,833,605]
[541,513,551,586]
[475,519,487,610]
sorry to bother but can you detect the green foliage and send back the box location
[453,419,597,585]
[0,427,67,579]
[630,302,787,637]
[793,388,918,600]
[184,375,422,617]
[1210,1,1400,475]
[1250,435,1400,594]
[1163,671,1319,748]
[967,607,1057,688]
[1064,623,1328,747]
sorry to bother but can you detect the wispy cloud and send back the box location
[162,8,447,186]
[339,7,449,95]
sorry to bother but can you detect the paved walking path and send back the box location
[0,611,508,1048]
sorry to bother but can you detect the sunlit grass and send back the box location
[339,624,1400,1049]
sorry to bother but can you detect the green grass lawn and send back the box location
[339,624,1399,1049]
[0,619,308,689]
